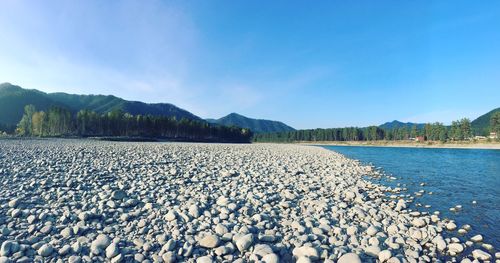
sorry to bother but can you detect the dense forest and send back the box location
[14,105,253,142]
[254,116,500,143]
[5,103,500,144]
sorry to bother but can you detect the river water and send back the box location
[322,145,500,249]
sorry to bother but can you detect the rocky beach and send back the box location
[0,139,497,262]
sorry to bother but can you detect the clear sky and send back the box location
[0,1,499,129]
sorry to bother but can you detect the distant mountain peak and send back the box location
[379,120,425,129]
[208,112,295,133]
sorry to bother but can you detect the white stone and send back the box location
[199,234,220,248]
[471,234,483,242]
[338,253,362,263]
[37,244,54,257]
[411,218,426,228]
[196,256,213,263]
[235,234,253,252]
[448,243,464,254]
[106,243,119,258]
[92,234,111,250]
[292,246,319,260]
[262,253,279,263]
[472,249,491,260]
[378,250,391,262]
[446,222,457,231]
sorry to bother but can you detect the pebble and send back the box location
[379,250,392,262]
[446,222,457,231]
[196,256,213,263]
[37,244,54,257]
[366,225,378,236]
[471,234,483,242]
[199,234,220,248]
[411,218,426,228]
[292,246,319,260]
[106,243,119,258]
[111,190,127,200]
[92,234,111,250]
[472,249,491,260]
[262,253,279,263]
[162,252,176,263]
[68,256,82,263]
[235,234,253,252]
[338,253,362,263]
[448,243,464,254]
[0,241,18,257]
[365,245,381,257]
[165,210,177,221]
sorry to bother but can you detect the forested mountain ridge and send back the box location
[379,120,425,130]
[0,83,202,128]
[207,113,295,133]
[471,107,500,135]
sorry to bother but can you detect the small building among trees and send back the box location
[415,136,425,142]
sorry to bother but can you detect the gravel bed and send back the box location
[0,139,497,262]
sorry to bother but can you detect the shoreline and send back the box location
[294,140,500,150]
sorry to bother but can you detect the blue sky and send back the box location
[0,1,499,129]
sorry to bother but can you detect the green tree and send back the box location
[16,104,36,136]
[490,111,500,137]
[460,118,472,140]
[410,125,417,138]
[31,111,47,136]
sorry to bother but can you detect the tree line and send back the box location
[15,105,253,142]
[254,118,480,143]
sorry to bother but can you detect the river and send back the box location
[322,145,500,249]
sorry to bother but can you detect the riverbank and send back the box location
[296,140,500,149]
[0,139,495,262]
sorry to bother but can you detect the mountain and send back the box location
[0,83,202,127]
[208,113,295,133]
[379,120,425,130]
[471,107,500,135]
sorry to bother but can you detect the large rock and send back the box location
[448,243,464,254]
[446,222,457,231]
[111,190,127,200]
[411,218,426,228]
[235,234,253,252]
[188,204,200,218]
[472,249,491,260]
[8,198,20,208]
[262,253,279,263]
[338,253,362,263]
[37,244,54,257]
[379,250,391,262]
[254,244,273,257]
[106,243,119,258]
[292,246,319,260]
[165,210,177,221]
[471,235,483,242]
[199,234,220,248]
[366,226,378,236]
[0,241,19,257]
[92,234,111,250]
[196,256,213,263]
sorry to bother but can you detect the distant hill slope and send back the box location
[0,83,202,126]
[471,107,500,135]
[208,113,295,133]
[379,120,425,130]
